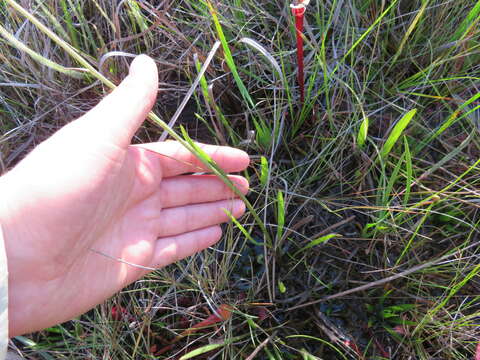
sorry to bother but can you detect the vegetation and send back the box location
[1,0,480,358]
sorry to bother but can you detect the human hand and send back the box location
[0,55,249,336]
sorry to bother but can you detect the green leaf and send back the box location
[451,1,480,41]
[260,156,269,186]
[301,349,320,360]
[287,335,348,360]
[206,1,254,108]
[357,117,369,147]
[278,280,286,293]
[294,234,339,256]
[223,209,263,246]
[276,190,285,241]
[179,335,245,359]
[179,343,227,360]
[380,109,417,159]
[381,152,405,206]
[386,304,416,312]
[194,54,210,103]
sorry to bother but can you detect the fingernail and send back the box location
[129,54,157,79]
[231,177,249,194]
[232,199,246,217]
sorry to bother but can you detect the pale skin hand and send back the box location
[0,55,249,336]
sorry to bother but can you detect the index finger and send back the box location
[134,141,250,177]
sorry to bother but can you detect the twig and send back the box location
[310,215,356,238]
[245,335,273,360]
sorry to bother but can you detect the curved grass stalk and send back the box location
[5,0,113,87]
[158,41,221,142]
[0,23,84,79]
[239,37,284,81]
[206,0,255,109]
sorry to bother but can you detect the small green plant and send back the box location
[366,291,416,333]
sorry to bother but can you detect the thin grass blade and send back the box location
[380,109,417,159]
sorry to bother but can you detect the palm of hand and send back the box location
[0,55,248,336]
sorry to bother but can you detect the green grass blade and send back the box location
[180,126,272,245]
[276,190,285,242]
[223,209,263,246]
[0,23,84,78]
[380,109,417,159]
[357,117,369,148]
[179,335,245,359]
[451,1,480,41]
[60,0,79,48]
[425,92,480,147]
[390,0,430,65]
[206,1,255,108]
[260,156,269,186]
[179,343,227,360]
[294,234,339,257]
[194,53,210,104]
[382,153,404,205]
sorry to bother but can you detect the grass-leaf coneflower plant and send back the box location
[290,0,310,104]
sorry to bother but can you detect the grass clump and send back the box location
[2,0,480,359]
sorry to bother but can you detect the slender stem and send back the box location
[0,23,83,78]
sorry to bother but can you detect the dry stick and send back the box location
[279,215,314,245]
[310,215,356,239]
[287,239,480,311]
[245,335,273,360]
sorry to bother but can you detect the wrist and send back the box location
[0,179,10,341]
[0,172,26,336]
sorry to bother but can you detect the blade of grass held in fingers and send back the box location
[180,126,272,245]
[7,0,271,252]
[4,0,246,208]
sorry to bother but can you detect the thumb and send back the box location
[81,54,159,148]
